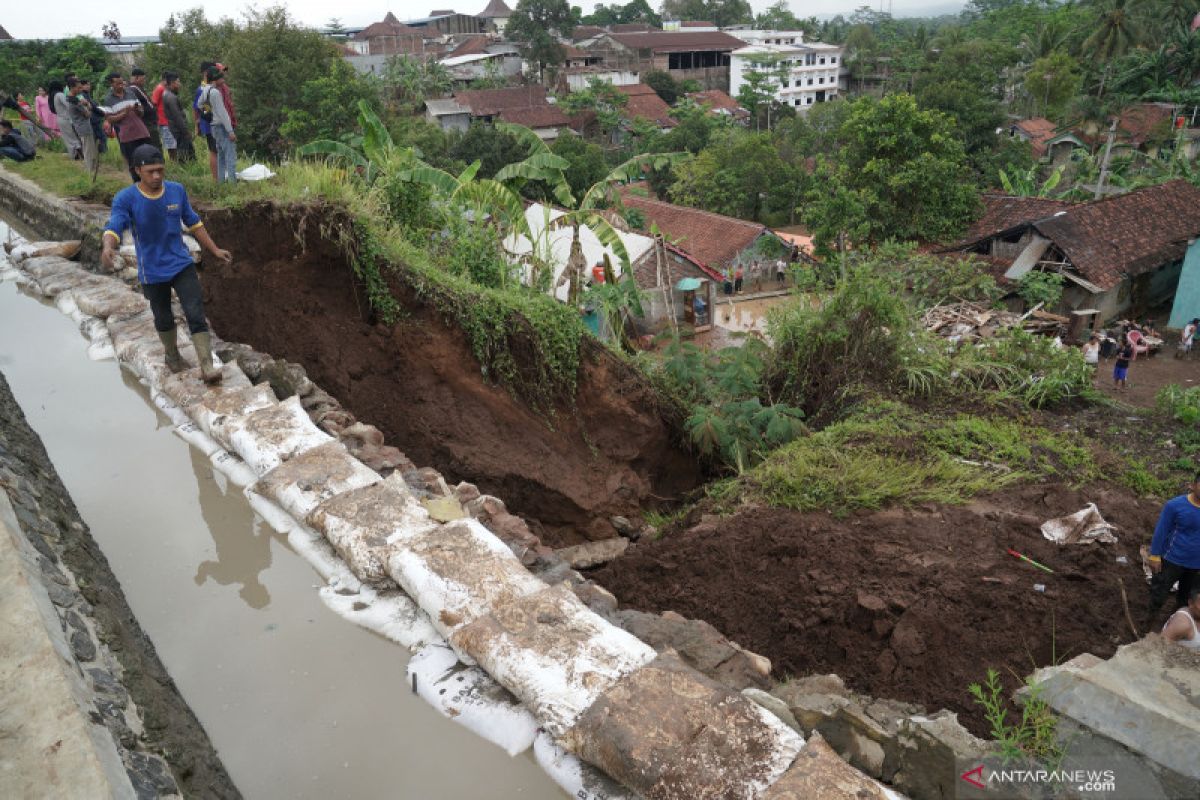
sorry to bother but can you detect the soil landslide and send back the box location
[593,483,1157,735]
[201,204,701,545]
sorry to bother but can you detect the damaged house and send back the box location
[944,180,1200,335]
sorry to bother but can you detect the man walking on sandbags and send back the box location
[100,145,232,384]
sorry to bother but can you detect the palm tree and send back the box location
[297,100,400,183]
[1021,19,1069,63]
[1084,0,1147,97]
[493,123,688,304]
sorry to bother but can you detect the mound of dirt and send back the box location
[200,204,701,546]
[592,483,1160,736]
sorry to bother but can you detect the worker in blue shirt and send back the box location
[100,144,232,383]
[1148,474,1200,624]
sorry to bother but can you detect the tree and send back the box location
[550,134,610,198]
[101,22,122,43]
[801,160,870,264]
[643,70,679,104]
[507,0,575,81]
[297,99,401,183]
[446,122,528,177]
[280,60,380,148]
[1084,0,1145,96]
[557,78,629,141]
[583,0,661,26]
[755,1,805,32]
[822,93,979,244]
[659,0,753,28]
[669,128,796,222]
[223,6,339,156]
[141,9,237,101]
[735,55,789,130]
[0,37,114,93]
[1024,51,1081,117]
[326,18,347,37]
[382,56,452,109]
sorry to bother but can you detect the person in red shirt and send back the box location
[149,71,175,158]
[215,62,237,131]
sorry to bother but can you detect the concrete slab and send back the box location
[0,491,133,799]
[1030,636,1200,793]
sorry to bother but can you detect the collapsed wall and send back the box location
[198,203,702,546]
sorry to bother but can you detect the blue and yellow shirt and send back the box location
[103,181,202,285]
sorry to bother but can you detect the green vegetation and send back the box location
[1017,271,1065,309]
[970,669,1065,768]
[729,400,1090,514]
[1156,383,1200,424]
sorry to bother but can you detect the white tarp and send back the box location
[1040,503,1118,545]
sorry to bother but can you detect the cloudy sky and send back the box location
[5,1,965,40]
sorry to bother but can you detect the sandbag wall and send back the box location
[2,243,904,800]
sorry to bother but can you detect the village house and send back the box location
[943,180,1200,336]
[576,29,748,91]
[430,86,571,138]
[729,31,845,112]
[1008,118,1082,166]
[476,0,513,34]
[438,37,522,83]
[686,88,750,122]
[614,84,677,131]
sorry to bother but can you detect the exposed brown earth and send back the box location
[200,204,702,546]
[593,482,1160,736]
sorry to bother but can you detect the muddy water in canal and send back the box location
[0,241,564,798]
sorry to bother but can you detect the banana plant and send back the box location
[396,157,535,246]
[297,100,404,184]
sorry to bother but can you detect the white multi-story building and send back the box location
[729,30,844,111]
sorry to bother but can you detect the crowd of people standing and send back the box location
[4,61,238,184]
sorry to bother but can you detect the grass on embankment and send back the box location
[709,400,1098,515]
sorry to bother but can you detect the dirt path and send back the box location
[1092,349,1200,407]
[593,482,1160,737]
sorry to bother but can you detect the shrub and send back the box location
[1017,270,1064,310]
[1156,383,1200,425]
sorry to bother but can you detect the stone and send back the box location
[260,360,312,399]
[761,732,892,800]
[125,750,179,795]
[454,482,481,505]
[610,515,638,536]
[572,581,619,615]
[423,496,466,523]
[411,467,451,497]
[45,581,75,608]
[744,687,803,734]
[70,629,96,662]
[614,607,772,691]
[554,537,629,569]
[1024,635,1200,793]
[235,350,273,382]
[339,421,385,448]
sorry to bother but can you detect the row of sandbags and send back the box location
[4,246,902,800]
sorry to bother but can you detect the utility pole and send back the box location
[1094,117,1118,200]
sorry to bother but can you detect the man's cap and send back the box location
[130,144,165,167]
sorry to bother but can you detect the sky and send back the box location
[5,1,965,41]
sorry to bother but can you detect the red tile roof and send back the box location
[1117,103,1177,147]
[631,241,721,289]
[953,194,1076,248]
[496,105,572,129]
[476,0,512,17]
[354,13,421,40]
[1013,117,1058,158]
[448,35,490,57]
[610,23,655,33]
[572,25,605,41]
[687,89,748,119]
[615,84,676,127]
[620,192,767,272]
[1032,179,1200,290]
[681,21,716,27]
[454,85,550,115]
[609,30,748,53]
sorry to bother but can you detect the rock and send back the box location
[555,537,629,569]
[339,422,385,448]
[485,511,542,557]
[70,629,96,662]
[422,495,466,523]
[409,467,451,497]
[466,495,507,521]
[454,482,481,505]
[761,732,892,800]
[889,613,925,659]
[613,607,772,691]
[572,581,619,615]
[260,360,312,399]
[346,441,412,474]
[744,687,803,734]
[610,515,638,536]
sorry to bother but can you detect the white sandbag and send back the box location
[73,281,148,317]
[173,420,223,457]
[6,240,80,263]
[236,163,276,181]
[55,291,80,317]
[191,383,277,449]
[388,518,546,643]
[306,477,438,586]
[451,584,658,737]
[287,523,360,586]
[0,265,20,282]
[21,255,77,279]
[38,269,106,298]
[1040,503,1118,545]
[80,317,109,342]
[249,440,380,521]
[407,642,539,756]
[151,389,192,426]
[87,340,116,361]
[242,489,295,535]
[561,652,804,800]
[159,364,252,410]
[320,583,439,651]
[210,449,259,487]
[226,395,334,476]
[182,234,201,262]
[534,731,638,800]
